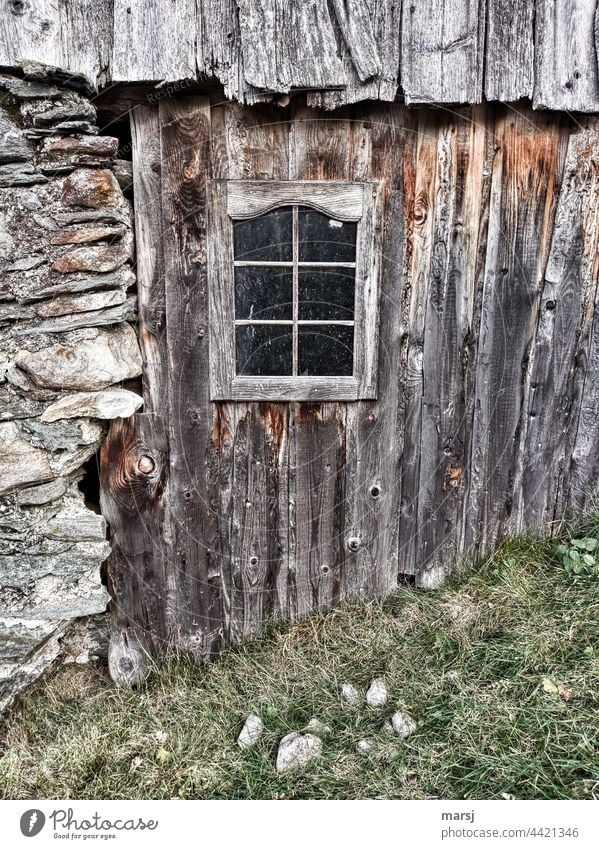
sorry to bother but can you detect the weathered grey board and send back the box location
[105,99,599,678]
[5,1,599,111]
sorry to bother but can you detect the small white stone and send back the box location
[41,389,143,422]
[237,714,263,749]
[276,732,322,773]
[382,720,394,735]
[305,717,331,736]
[366,679,389,707]
[391,710,417,738]
[340,682,360,706]
[356,738,376,754]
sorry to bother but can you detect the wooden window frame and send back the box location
[207,179,381,401]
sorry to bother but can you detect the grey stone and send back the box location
[340,682,360,706]
[0,107,32,164]
[0,421,53,495]
[33,289,126,319]
[41,389,143,422]
[19,418,101,453]
[237,714,264,749]
[45,509,106,541]
[61,169,119,209]
[31,98,96,128]
[0,77,61,100]
[366,679,389,708]
[390,711,417,738]
[20,268,134,303]
[356,738,376,754]
[276,732,322,773]
[112,159,133,192]
[4,256,45,272]
[17,297,137,334]
[0,303,35,322]
[0,387,48,421]
[16,478,68,506]
[15,324,142,390]
[0,164,47,187]
[54,211,128,227]
[20,62,95,98]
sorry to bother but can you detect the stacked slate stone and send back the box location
[0,63,142,712]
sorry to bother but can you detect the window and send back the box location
[208,181,380,401]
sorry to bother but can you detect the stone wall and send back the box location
[0,64,142,712]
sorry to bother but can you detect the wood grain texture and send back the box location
[113,0,198,82]
[100,413,169,685]
[464,108,563,558]
[514,124,599,529]
[0,0,62,68]
[401,0,485,104]
[485,0,534,102]
[60,0,114,88]
[534,0,599,112]
[159,96,223,660]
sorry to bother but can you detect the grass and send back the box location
[0,521,598,800]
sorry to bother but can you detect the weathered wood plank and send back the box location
[100,413,169,686]
[516,123,599,524]
[235,0,345,92]
[416,106,494,588]
[485,0,534,102]
[396,111,438,577]
[0,0,62,68]
[330,0,381,82]
[113,0,198,82]
[534,0,599,112]
[159,96,223,659]
[343,104,415,598]
[60,0,114,88]
[309,0,400,109]
[401,0,485,104]
[130,105,167,412]
[464,108,563,558]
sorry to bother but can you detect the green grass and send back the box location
[1,521,598,800]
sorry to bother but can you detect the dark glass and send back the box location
[298,267,355,320]
[298,325,354,376]
[236,324,292,376]
[233,207,293,261]
[235,266,293,320]
[298,208,357,263]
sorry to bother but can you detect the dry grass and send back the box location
[0,522,598,800]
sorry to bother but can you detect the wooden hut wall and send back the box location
[3,0,599,113]
[102,98,599,682]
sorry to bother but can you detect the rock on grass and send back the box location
[276,732,322,773]
[340,682,360,706]
[237,714,263,749]
[366,679,389,707]
[391,710,417,738]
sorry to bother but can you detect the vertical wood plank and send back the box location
[60,0,114,88]
[416,106,494,588]
[396,110,438,577]
[517,123,599,526]
[159,96,223,659]
[113,0,198,82]
[534,0,599,112]
[485,0,534,102]
[0,0,62,68]
[401,0,485,104]
[464,108,563,558]
[100,414,169,685]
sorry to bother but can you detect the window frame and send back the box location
[207,179,381,401]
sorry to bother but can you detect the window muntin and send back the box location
[232,205,357,378]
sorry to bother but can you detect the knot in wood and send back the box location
[413,198,428,225]
[137,455,155,474]
[9,0,27,15]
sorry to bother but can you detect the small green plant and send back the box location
[555,537,599,578]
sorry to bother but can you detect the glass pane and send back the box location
[298,208,357,263]
[235,266,293,320]
[233,207,293,261]
[236,324,292,376]
[298,325,354,376]
[298,267,355,320]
